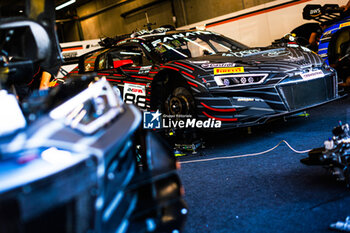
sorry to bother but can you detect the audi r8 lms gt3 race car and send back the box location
[67,27,340,128]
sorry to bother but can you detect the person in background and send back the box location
[15,62,60,101]
[291,22,326,52]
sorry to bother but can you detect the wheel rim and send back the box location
[168,95,190,115]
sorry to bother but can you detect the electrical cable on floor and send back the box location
[180,140,311,164]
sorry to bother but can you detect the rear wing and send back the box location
[303,4,347,25]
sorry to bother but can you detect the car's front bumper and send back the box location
[195,72,339,129]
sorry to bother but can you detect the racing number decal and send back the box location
[124,94,146,108]
[123,83,146,109]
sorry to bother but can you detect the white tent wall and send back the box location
[178,0,348,47]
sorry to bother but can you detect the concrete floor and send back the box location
[178,95,350,233]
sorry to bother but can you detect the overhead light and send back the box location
[55,0,76,10]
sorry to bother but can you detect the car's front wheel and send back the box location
[164,86,194,116]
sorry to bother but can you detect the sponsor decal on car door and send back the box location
[123,83,146,109]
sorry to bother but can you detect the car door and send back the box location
[95,44,155,110]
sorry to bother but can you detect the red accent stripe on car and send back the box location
[113,73,122,76]
[182,71,195,79]
[61,46,83,52]
[174,62,195,71]
[131,75,153,80]
[160,65,179,71]
[200,102,236,112]
[202,111,238,121]
[107,79,121,82]
[113,59,133,68]
[187,81,198,87]
[123,69,139,72]
[98,73,111,76]
[124,81,147,86]
[149,71,159,74]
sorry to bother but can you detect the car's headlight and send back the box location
[214,74,268,87]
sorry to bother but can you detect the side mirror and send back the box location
[113,59,133,69]
[0,20,51,61]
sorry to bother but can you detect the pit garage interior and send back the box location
[1,0,350,233]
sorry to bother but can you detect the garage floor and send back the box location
[178,95,350,233]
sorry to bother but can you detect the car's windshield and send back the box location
[148,31,248,62]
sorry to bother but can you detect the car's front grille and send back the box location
[277,74,337,111]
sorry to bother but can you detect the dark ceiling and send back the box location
[0,0,92,18]
[0,0,91,17]
[55,0,94,19]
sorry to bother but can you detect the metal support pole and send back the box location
[180,0,188,25]
[76,20,84,41]
[170,0,177,27]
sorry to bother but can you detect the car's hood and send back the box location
[182,47,323,73]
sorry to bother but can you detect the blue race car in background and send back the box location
[303,4,350,84]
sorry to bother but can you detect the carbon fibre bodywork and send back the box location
[68,29,339,129]
[0,78,187,233]
[0,1,186,231]
[189,49,338,127]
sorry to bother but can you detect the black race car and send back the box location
[67,27,340,128]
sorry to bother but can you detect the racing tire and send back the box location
[336,40,350,87]
[156,81,198,145]
[164,86,195,116]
